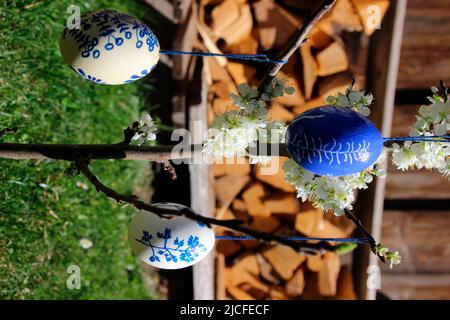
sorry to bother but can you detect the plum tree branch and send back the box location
[257,0,336,92]
[74,158,337,255]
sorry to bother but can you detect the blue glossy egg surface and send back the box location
[285,106,383,176]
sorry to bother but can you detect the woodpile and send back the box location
[197,0,390,299]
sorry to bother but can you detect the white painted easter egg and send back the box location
[60,9,160,85]
[128,204,215,270]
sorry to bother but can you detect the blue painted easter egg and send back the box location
[128,203,215,270]
[285,106,383,176]
[60,9,159,85]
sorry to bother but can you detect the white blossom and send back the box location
[283,154,386,215]
[326,84,373,116]
[79,238,93,250]
[131,113,158,146]
[203,78,293,163]
[391,91,449,178]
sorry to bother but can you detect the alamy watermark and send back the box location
[66,264,81,290]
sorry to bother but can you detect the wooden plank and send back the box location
[189,58,215,300]
[397,0,450,89]
[172,1,198,80]
[381,210,450,273]
[386,164,450,199]
[385,105,450,199]
[352,0,407,300]
[381,274,450,300]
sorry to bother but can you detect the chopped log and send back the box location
[252,0,302,51]
[264,191,300,215]
[256,253,282,285]
[212,158,251,177]
[309,27,333,49]
[295,209,348,238]
[231,199,251,222]
[318,252,341,296]
[335,266,357,299]
[263,245,306,280]
[318,72,354,99]
[316,42,349,76]
[220,3,253,45]
[211,0,240,34]
[211,81,233,100]
[226,263,269,292]
[254,157,296,193]
[269,287,290,300]
[212,98,232,114]
[307,254,324,272]
[293,97,326,115]
[216,238,242,257]
[267,102,295,122]
[227,62,257,86]
[300,43,318,100]
[232,253,260,274]
[247,215,281,233]
[319,0,363,35]
[242,183,271,217]
[215,173,250,207]
[216,253,226,299]
[227,286,255,300]
[301,272,322,300]
[226,34,259,55]
[286,267,306,297]
[351,0,390,36]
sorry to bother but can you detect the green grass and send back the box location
[0,0,161,299]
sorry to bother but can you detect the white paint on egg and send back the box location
[60,9,160,85]
[128,204,215,270]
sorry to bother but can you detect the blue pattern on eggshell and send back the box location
[62,9,159,85]
[285,106,383,176]
[136,228,207,264]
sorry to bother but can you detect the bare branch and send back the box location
[75,158,337,255]
[0,127,17,138]
[0,142,288,161]
[344,209,385,263]
[257,0,336,92]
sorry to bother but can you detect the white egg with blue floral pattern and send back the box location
[60,9,159,85]
[128,205,215,270]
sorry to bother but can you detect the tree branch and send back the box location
[0,127,17,138]
[75,158,337,255]
[257,0,336,92]
[0,142,289,161]
[344,209,385,263]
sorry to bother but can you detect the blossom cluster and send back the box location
[283,154,386,216]
[131,113,158,146]
[326,83,373,116]
[391,88,450,177]
[376,244,402,269]
[202,79,293,164]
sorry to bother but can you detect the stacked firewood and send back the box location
[197,0,390,300]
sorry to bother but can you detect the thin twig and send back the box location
[121,121,139,145]
[257,0,336,93]
[75,158,337,255]
[0,127,17,138]
[344,209,385,263]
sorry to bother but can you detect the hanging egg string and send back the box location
[215,235,371,244]
[383,135,450,143]
[59,9,288,85]
[159,50,288,64]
